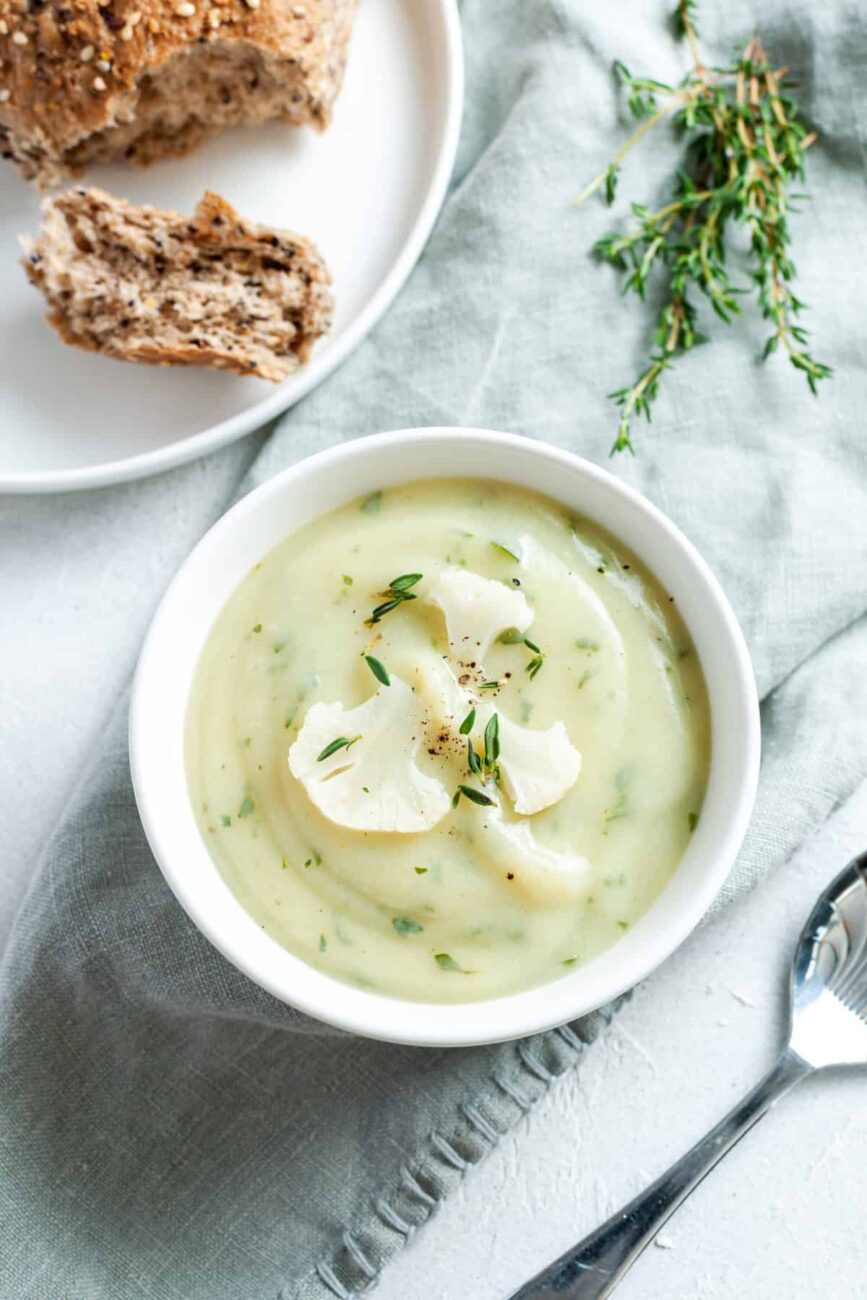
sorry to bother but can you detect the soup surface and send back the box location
[186,479,711,1002]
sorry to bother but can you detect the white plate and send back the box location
[0,0,462,493]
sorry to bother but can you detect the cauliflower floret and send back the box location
[413,654,583,816]
[288,677,450,833]
[428,567,532,661]
[479,707,582,815]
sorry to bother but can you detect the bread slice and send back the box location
[21,187,333,382]
[0,0,356,188]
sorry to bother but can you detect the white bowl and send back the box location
[130,428,760,1046]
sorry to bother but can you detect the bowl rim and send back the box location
[130,426,761,1046]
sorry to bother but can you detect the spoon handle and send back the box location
[509,1048,810,1300]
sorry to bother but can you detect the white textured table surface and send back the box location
[2,462,865,1300]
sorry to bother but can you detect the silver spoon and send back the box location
[510,850,867,1300]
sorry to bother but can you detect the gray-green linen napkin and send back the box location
[2,1,866,1296]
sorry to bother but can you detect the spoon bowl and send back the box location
[791,852,867,1068]
[511,849,867,1299]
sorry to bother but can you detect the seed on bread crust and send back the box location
[0,0,357,187]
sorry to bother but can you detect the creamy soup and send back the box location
[186,479,710,1003]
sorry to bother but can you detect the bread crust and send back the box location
[22,185,334,381]
[0,0,356,184]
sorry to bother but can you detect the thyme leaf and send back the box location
[490,541,521,562]
[367,596,404,625]
[364,655,390,686]
[316,735,360,762]
[483,713,500,769]
[459,707,476,735]
[389,572,423,593]
[434,952,465,972]
[525,653,545,680]
[455,784,496,808]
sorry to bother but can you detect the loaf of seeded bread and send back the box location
[21,185,333,381]
[0,0,356,187]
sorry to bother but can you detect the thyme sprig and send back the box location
[579,1,830,454]
[523,637,545,680]
[499,627,547,679]
[366,573,423,625]
[465,712,500,788]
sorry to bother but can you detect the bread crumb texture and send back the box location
[0,0,356,186]
[21,186,334,381]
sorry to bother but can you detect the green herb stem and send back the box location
[575,87,696,210]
